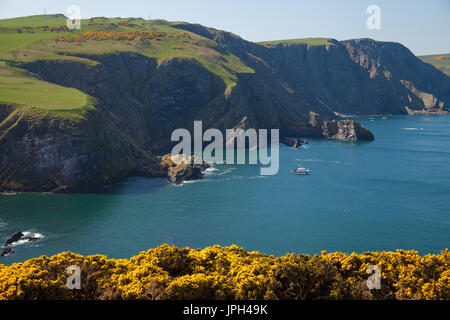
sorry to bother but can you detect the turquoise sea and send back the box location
[1,115,449,264]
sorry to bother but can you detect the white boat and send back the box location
[291,167,310,175]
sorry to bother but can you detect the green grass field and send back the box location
[0,14,254,102]
[0,14,66,28]
[258,37,335,46]
[0,62,88,111]
[418,53,450,76]
[0,15,257,117]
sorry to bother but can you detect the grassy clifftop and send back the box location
[0,62,90,117]
[419,53,450,76]
[1,244,449,300]
[258,37,335,46]
[0,14,254,117]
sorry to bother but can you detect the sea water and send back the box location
[1,115,449,264]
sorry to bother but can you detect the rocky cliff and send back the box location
[0,101,159,192]
[0,19,449,192]
[174,24,450,116]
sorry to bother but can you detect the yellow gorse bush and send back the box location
[52,31,168,42]
[0,245,448,300]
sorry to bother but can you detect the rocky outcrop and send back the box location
[282,137,300,149]
[1,231,42,257]
[3,231,41,247]
[322,120,339,137]
[167,164,206,185]
[405,106,449,115]
[3,232,24,247]
[281,137,310,149]
[307,112,374,141]
[0,102,158,192]
[0,247,14,257]
[160,154,209,185]
[332,120,374,141]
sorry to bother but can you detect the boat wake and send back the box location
[295,158,352,165]
[402,127,424,131]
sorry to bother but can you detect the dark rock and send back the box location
[168,164,205,185]
[22,232,41,242]
[0,247,14,257]
[307,112,373,141]
[3,231,41,247]
[309,112,323,127]
[282,137,301,149]
[4,231,24,247]
[160,154,210,185]
[322,120,339,137]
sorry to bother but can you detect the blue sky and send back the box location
[0,0,449,55]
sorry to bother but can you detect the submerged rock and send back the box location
[0,247,14,257]
[282,137,301,149]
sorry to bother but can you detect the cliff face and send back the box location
[0,103,157,192]
[174,24,450,115]
[1,22,449,192]
[20,53,320,150]
[21,54,228,153]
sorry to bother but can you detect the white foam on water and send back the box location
[182,180,198,184]
[9,239,28,246]
[216,167,237,176]
[22,231,44,239]
[295,158,352,165]
[403,127,424,131]
[204,167,219,175]
[248,175,267,180]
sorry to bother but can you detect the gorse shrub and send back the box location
[0,245,449,300]
[52,31,167,42]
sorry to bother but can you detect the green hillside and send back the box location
[418,53,450,76]
[0,61,88,111]
[258,37,334,46]
[0,15,254,116]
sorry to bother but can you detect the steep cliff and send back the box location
[0,16,448,192]
[174,24,450,115]
[0,101,159,192]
